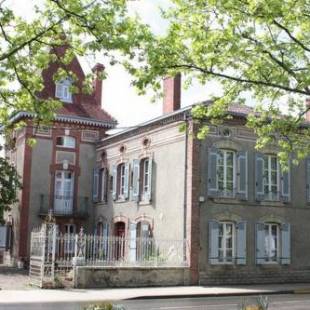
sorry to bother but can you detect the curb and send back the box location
[127,290,295,300]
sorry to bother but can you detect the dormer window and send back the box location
[55,78,72,103]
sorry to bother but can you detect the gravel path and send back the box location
[0,266,34,290]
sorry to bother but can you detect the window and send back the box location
[218,222,235,263]
[209,220,246,265]
[55,78,72,103]
[56,136,76,149]
[256,153,290,202]
[141,158,150,196]
[264,155,279,201]
[256,222,290,265]
[100,168,108,203]
[264,223,280,263]
[118,163,126,197]
[217,150,236,196]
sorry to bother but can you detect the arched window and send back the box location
[56,136,76,148]
[55,78,72,103]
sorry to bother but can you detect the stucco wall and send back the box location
[94,122,186,241]
[79,142,97,231]
[199,124,310,284]
[74,267,190,288]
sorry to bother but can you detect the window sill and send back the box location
[257,200,285,207]
[138,200,152,206]
[114,198,128,203]
[212,197,246,204]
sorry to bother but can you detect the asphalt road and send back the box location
[2,294,310,310]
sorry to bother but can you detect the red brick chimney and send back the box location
[163,73,181,114]
[306,98,310,122]
[92,63,105,106]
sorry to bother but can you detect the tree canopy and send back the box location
[1,0,310,169]
[125,0,310,166]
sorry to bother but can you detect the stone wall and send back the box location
[74,267,190,288]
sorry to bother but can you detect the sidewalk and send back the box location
[1,283,310,304]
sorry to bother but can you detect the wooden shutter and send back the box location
[92,168,99,202]
[132,159,140,201]
[255,153,265,201]
[124,163,130,199]
[129,222,137,262]
[145,158,153,202]
[307,158,310,202]
[255,222,265,264]
[209,220,219,264]
[281,223,291,265]
[112,165,117,201]
[236,222,247,265]
[237,151,248,200]
[208,148,218,197]
[280,163,290,202]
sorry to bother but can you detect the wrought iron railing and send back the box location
[39,194,89,217]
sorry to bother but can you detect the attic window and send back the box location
[55,78,72,103]
[119,145,126,153]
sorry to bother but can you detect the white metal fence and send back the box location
[29,224,189,287]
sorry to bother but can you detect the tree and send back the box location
[0,145,21,222]
[0,0,148,127]
[125,0,310,166]
[0,0,149,217]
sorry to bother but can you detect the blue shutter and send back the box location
[307,158,310,202]
[236,222,247,265]
[280,163,290,202]
[208,148,218,197]
[237,151,247,200]
[129,222,137,262]
[209,220,219,264]
[112,165,117,201]
[92,168,99,202]
[281,223,291,265]
[145,158,153,202]
[124,163,130,199]
[132,159,140,201]
[255,223,265,264]
[255,153,265,201]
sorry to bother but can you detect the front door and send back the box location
[54,171,74,215]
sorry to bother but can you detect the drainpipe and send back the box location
[183,113,189,256]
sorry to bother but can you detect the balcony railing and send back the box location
[39,194,89,218]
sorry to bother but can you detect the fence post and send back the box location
[50,224,57,282]
[72,227,85,267]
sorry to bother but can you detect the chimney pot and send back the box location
[163,73,181,114]
[92,63,105,106]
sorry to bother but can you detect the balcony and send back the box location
[39,194,89,218]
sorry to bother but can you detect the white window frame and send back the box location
[142,158,149,194]
[56,136,76,149]
[119,163,126,198]
[264,223,280,263]
[55,78,72,103]
[217,150,236,197]
[218,221,235,264]
[263,155,280,201]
